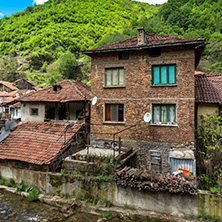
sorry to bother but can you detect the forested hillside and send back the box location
[0,0,156,85]
[0,0,221,85]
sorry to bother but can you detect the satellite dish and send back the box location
[92,96,97,106]
[143,112,151,123]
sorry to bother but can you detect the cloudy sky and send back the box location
[0,0,167,18]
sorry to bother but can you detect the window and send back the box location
[31,108,39,116]
[119,51,129,60]
[152,104,176,125]
[152,65,176,85]
[150,151,161,171]
[105,104,124,122]
[53,85,62,91]
[105,68,124,86]
[149,48,161,57]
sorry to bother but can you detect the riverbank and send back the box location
[0,185,208,222]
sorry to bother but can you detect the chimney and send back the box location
[137,27,146,45]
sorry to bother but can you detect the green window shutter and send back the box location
[169,65,176,84]
[161,66,167,84]
[153,67,160,84]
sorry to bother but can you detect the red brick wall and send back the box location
[90,46,195,144]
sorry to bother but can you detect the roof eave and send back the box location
[82,40,206,55]
[19,99,90,103]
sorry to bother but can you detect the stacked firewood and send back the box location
[114,166,197,195]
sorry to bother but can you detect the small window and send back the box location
[105,104,124,122]
[31,108,39,116]
[152,104,176,125]
[152,65,176,85]
[150,150,161,171]
[105,68,125,86]
[119,51,129,60]
[149,48,161,57]
[53,85,62,91]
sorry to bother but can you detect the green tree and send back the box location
[0,57,24,82]
[59,51,79,79]
[197,111,222,178]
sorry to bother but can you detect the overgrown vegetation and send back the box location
[197,110,222,192]
[0,0,156,84]
[0,177,15,187]
[1,0,222,85]
[76,195,98,205]
[0,176,40,202]
[16,180,40,201]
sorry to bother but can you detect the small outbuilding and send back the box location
[0,122,85,172]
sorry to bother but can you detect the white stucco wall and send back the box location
[69,103,85,120]
[21,102,45,122]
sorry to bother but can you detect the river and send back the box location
[0,190,99,222]
[0,189,176,222]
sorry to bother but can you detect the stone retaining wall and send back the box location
[0,165,221,219]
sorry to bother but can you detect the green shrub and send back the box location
[62,193,70,199]
[4,178,15,187]
[16,180,26,193]
[27,188,40,202]
[210,187,219,194]
[104,199,113,207]
[199,174,218,190]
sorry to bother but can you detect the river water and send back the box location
[0,190,176,222]
[0,190,99,222]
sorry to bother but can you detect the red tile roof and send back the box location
[0,122,83,165]
[9,102,21,108]
[0,89,35,104]
[14,79,34,86]
[0,81,18,91]
[19,80,91,102]
[83,33,205,54]
[195,73,222,103]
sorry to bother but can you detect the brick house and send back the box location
[83,27,205,173]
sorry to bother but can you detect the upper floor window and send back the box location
[119,51,129,60]
[105,67,124,86]
[105,104,124,122]
[152,104,176,125]
[152,65,176,85]
[149,48,161,57]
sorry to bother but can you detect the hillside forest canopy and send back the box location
[0,0,221,85]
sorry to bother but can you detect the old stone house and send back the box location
[18,79,91,123]
[83,27,205,173]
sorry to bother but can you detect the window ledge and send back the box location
[151,84,177,87]
[103,121,126,125]
[103,85,126,89]
[150,123,178,127]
